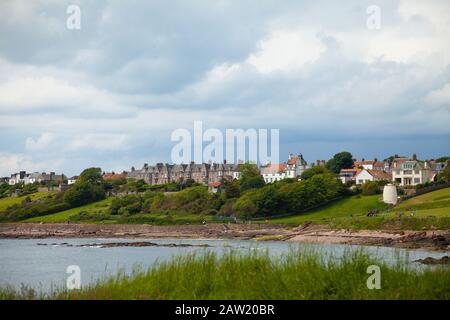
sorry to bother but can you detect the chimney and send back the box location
[223,159,227,164]
[412,154,417,161]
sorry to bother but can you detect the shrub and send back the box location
[361,181,380,196]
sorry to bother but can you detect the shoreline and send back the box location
[0,223,449,252]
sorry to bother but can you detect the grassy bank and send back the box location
[270,188,450,230]
[268,194,386,225]
[1,249,449,300]
[0,192,55,212]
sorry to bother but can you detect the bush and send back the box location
[361,181,380,196]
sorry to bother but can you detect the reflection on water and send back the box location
[0,238,447,293]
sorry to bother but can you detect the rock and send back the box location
[414,256,450,265]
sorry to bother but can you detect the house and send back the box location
[355,169,392,185]
[0,177,9,184]
[260,163,287,183]
[102,172,128,181]
[285,154,310,178]
[338,168,359,184]
[353,159,385,171]
[128,161,241,186]
[68,176,78,185]
[9,171,27,185]
[208,181,221,193]
[391,160,430,186]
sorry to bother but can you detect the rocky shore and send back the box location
[0,223,449,251]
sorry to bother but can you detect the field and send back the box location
[24,197,114,223]
[0,192,55,212]
[5,187,450,230]
[24,197,215,225]
[268,194,387,225]
[1,249,449,300]
[270,188,450,230]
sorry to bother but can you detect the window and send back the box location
[414,178,420,184]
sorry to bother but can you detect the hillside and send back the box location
[0,192,55,213]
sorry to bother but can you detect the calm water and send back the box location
[0,238,448,293]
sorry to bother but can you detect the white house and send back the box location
[355,169,392,185]
[339,169,359,184]
[260,163,287,183]
[391,160,430,186]
[285,154,310,178]
[67,176,78,185]
[9,171,26,185]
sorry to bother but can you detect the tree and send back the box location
[438,166,450,183]
[300,166,331,180]
[63,168,106,207]
[435,156,450,163]
[326,151,353,174]
[239,163,265,192]
[222,179,240,199]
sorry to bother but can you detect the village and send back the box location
[2,153,449,199]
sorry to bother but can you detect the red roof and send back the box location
[208,181,221,187]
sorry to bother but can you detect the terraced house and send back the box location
[128,161,241,186]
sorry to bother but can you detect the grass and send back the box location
[327,188,450,230]
[268,188,450,230]
[268,194,387,225]
[1,249,449,300]
[24,197,215,225]
[13,188,450,230]
[24,198,113,223]
[0,192,55,213]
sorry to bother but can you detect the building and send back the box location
[67,176,78,185]
[338,168,359,184]
[285,154,310,178]
[353,159,385,171]
[9,171,27,185]
[260,163,287,183]
[0,177,10,184]
[128,161,241,186]
[391,160,430,186]
[9,171,66,185]
[102,172,128,181]
[355,169,392,185]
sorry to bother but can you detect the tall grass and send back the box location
[1,249,449,300]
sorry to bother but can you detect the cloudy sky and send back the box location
[0,0,449,176]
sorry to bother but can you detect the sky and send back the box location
[0,0,450,176]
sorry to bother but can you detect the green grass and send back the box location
[1,249,449,300]
[268,194,387,225]
[24,197,216,225]
[24,198,113,223]
[393,188,450,213]
[0,192,55,213]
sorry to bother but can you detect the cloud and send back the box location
[425,83,450,109]
[0,0,449,175]
[25,132,55,150]
[247,30,326,73]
